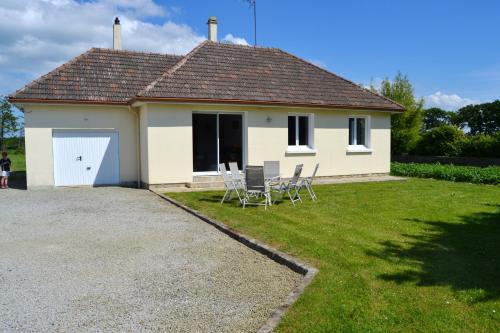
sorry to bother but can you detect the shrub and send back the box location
[460,133,500,158]
[391,162,500,185]
[414,125,464,156]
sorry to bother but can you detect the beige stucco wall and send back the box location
[20,102,392,187]
[139,104,150,184]
[145,104,193,184]
[141,103,392,184]
[22,104,138,187]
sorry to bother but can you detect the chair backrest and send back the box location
[263,161,280,179]
[219,163,235,188]
[228,162,243,182]
[245,165,265,192]
[290,164,303,186]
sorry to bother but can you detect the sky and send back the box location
[1,0,499,111]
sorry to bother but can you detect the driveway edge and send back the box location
[152,191,319,333]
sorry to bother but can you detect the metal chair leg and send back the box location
[286,189,294,206]
[221,189,229,204]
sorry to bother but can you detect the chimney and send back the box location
[207,16,217,42]
[113,17,122,50]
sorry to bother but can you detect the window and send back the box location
[288,115,313,149]
[348,116,371,151]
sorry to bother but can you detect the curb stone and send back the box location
[151,191,319,333]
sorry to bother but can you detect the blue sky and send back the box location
[1,0,499,110]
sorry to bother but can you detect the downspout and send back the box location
[127,105,141,188]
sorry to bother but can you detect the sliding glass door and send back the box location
[192,113,243,173]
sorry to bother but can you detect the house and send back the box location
[8,17,404,189]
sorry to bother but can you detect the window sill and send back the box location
[286,146,317,155]
[346,146,373,154]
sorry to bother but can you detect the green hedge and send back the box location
[412,125,500,158]
[391,162,500,185]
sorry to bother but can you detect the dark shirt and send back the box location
[0,158,11,172]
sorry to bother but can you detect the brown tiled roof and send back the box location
[10,41,404,111]
[9,48,182,103]
[137,41,403,111]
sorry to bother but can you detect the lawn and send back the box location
[7,149,25,172]
[168,179,500,332]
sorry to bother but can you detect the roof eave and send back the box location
[132,97,405,112]
[8,97,129,106]
[8,96,405,113]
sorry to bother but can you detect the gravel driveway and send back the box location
[0,187,301,332]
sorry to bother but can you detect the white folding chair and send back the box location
[300,163,319,201]
[219,163,243,204]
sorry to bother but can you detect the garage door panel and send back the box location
[53,132,119,186]
[84,133,119,185]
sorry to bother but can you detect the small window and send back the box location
[349,117,368,147]
[288,115,312,147]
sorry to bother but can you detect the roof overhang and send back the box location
[9,96,405,113]
[8,98,128,107]
[132,97,405,113]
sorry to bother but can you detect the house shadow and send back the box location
[7,171,27,190]
[367,204,500,303]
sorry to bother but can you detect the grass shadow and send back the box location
[368,204,500,302]
[198,193,295,207]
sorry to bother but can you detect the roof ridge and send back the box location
[92,47,183,58]
[8,48,96,99]
[275,48,405,111]
[137,40,210,97]
[212,40,281,51]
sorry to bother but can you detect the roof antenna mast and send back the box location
[244,0,257,46]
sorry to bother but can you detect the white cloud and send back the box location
[0,0,247,95]
[221,33,249,46]
[361,77,385,91]
[308,59,327,69]
[424,91,479,110]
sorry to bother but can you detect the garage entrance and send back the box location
[52,132,119,186]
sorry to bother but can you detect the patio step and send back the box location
[192,175,223,183]
[187,181,225,189]
[188,175,225,189]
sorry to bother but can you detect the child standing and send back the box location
[1,151,11,189]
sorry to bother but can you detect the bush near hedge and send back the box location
[413,125,500,158]
[391,162,500,185]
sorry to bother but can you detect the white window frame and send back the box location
[347,115,372,153]
[287,113,316,154]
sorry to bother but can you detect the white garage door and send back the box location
[53,132,120,186]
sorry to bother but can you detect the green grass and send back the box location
[7,149,26,172]
[168,179,500,332]
[392,162,500,185]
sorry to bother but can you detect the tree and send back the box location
[414,124,464,156]
[453,100,500,135]
[0,96,18,150]
[422,107,452,131]
[379,72,424,154]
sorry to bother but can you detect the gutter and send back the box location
[9,97,405,113]
[132,97,406,113]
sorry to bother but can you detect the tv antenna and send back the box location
[244,0,257,46]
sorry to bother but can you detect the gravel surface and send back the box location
[0,187,302,332]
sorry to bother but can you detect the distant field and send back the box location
[6,149,25,172]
